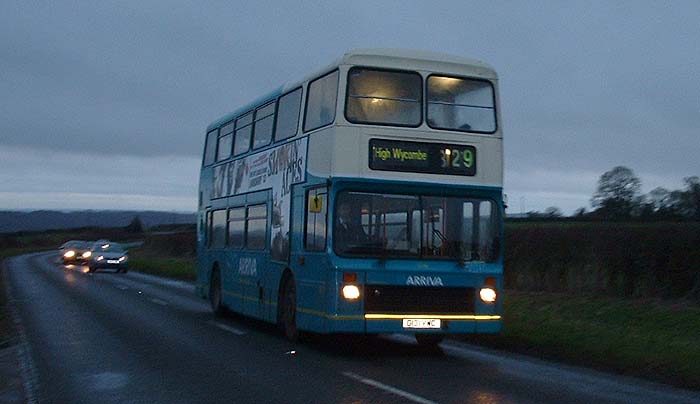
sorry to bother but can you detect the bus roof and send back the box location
[206,49,497,132]
[340,49,496,77]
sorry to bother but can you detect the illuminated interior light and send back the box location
[444,149,451,156]
[371,98,381,104]
[436,76,462,84]
[479,287,497,303]
[342,285,360,300]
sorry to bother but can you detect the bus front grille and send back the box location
[364,285,475,314]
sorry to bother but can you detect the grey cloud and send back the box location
[1,0,699,212]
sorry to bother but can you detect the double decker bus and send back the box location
[196,49,503,345]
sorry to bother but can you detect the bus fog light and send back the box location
[342,285,360,300]
[479,287,497,303]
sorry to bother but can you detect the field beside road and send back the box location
[2,221,700,389]
[126,231,196,281]
[464,291,700,389]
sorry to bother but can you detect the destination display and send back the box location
[369,139,476,176]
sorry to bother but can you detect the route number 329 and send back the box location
[440,148,474,169]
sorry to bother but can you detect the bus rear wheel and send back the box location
[280,277,299,342]
[210,267,225,316]
[415,334,444,348]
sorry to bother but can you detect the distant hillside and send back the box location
[0,210,195,233]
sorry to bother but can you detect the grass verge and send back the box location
[127,251,196,281]
[463,291,700,390]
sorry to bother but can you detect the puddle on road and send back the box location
[85,372,129,391]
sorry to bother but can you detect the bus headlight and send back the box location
[82,251,92,259]
[342,285,360,300]
[479,287,497,303]
[64,250,75,258]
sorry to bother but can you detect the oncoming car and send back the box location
[60,240,91,264]
[87,241,129,273]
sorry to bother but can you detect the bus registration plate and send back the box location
[402,319,441,329]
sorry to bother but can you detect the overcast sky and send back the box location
[1,1,698,213]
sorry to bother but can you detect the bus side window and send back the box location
[305,188,327,251]
[246,204,267,250]
[303,70,339,132]
[228,207,245,249]
[211,210,227,249]
[253,102,275,149]
[203,129,218,166]
[274,87,302,141]
[216,122,234,161]
[234,112,253,156]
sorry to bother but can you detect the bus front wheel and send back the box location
[210,267,225,316]
[280,277,299,342]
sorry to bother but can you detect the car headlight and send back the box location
[96,255,104,261]
[64,250,75,258]
[118,256,127,262]
[82,251,92,258]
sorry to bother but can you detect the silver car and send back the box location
[87,241,129,273]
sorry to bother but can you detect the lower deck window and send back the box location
[210,210,227,248]
[246,204,267,250]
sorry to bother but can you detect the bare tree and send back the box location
[591,166,641,219]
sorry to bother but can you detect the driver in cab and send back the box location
[335,202,369,248]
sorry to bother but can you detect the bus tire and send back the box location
[280,277,299,342]
[415,334,444,348]
[210,267,225,316]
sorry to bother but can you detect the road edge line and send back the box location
[2,257,40,404]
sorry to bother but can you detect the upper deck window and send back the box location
[216,122,234,162]
[427,76,496,133]
[345,68,422,127]
[253,102,276,149]
[234,112,253,156]
[203,129,218,166]
[274,88,302,141]
[304,70,339,132]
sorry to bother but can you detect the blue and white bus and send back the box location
[196,49,503,345]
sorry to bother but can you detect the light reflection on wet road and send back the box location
[5,252,700,404]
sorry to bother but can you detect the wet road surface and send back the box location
[4,252,700,404]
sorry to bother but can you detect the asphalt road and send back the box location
[5,252,700,404]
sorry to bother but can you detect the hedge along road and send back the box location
[4,252,700,404]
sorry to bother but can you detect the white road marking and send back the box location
[149,298,168,306]
[125,271,194,292]
[207,321,247,336]
[342,371,438,404]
